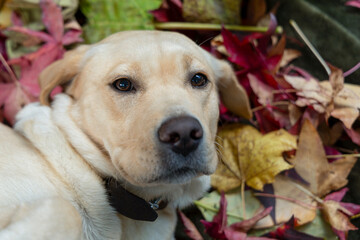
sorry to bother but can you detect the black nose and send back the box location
[158,116,203,156]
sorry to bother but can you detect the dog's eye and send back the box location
[191,73,208,88]
[112,78,134,92]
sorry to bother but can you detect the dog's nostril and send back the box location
[158,116,203,156]
[169,133,180,143]
[190,129,203,140]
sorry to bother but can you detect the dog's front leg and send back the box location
[0,197,82,240]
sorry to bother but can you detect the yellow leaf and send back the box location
[212,124,296,191]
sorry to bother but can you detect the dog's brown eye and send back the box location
[112,78,134,92]
[191,73,208,88]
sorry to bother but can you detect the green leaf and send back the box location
[297,209,338,240]
[182,0,241,25]
[80,0,162,43]
[195,188,262,225]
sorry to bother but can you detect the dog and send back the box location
[0,31,251,240]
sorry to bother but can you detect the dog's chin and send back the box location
[148,167,213,185]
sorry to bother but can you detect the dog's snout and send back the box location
[158,116,203,156]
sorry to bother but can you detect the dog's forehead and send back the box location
[86,31,207,63]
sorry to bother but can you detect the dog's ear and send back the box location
[39,45,90,106]
[213,59,252,119]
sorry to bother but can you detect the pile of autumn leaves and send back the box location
[178,13,360,240]
[0,0,82,124]
[1,0,360,239]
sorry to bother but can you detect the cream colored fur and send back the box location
[0,31,251,239]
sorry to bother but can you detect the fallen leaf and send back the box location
[279,49,301,68]
[243,0,267,25]
[248,73,274,106]
[296,209,338,240]
[317,121,343,146]
[200,193,275,240]
[178,211,204,240]
[264,216,323,240]
[212,124,296,192]
[149,0,183,22]
[255,175,317,228]
[1,0,82,124]
[182,0,241,24]
[322,188,360,239]
[322,200,357,232]
[346,0,360,8]
[291,119,357,198]
[284,75,332,113]
[196,189,262,226]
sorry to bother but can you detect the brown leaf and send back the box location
[317,121,343,146]
[255,175,317,228]
[322,200,357,232]
[244,0,266,25]
[279,49,301,68]
[292,119,356,198]
[331,108,359,129]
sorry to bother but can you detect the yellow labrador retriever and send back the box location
[0,31,251,240]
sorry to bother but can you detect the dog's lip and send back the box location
[149,166,204,184]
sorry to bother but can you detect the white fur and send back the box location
[0,94,210,239]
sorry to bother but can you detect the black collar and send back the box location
[104,178,168,222]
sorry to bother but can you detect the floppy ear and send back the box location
[39,45,90,106]
[214,59,252,119]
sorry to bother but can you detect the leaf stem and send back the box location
[289,20,331,76]
[154,22,283,33]
[351,213,360,219]
[0,53,19,86]
[343,62,360,77]
[241,180,246,219]
[326,153,360,159]
[254,193,317,210]
[194,200,244,220]
[289,181,324,204]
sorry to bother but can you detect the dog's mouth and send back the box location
[150,167,205,184]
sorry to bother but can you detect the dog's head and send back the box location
[39,31,251,187]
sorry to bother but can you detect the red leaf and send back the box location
[344,127,360,146]
[40,0,64,42]
[178,211,204,240]
[149,0,183,22]
[62,29,83,45]
[200,192,228,239]
[200,220,227,239]
[2,84,35,125]
[346,0,360,8]
[214,192,228,230]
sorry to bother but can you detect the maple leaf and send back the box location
[211,124,296,192]
[178,211,204,240]
[284,70,360,129]
[0,0,82,124]
[200,193,275,240]
[290,119,357,198]
[322,188,360,240]
[256,119,357,229]
[7,0,82,97]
